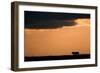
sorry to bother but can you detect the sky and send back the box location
[24,11,90,57]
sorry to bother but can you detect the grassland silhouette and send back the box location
[24,52,90,61]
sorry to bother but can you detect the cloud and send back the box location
[24,11,90,29]
[25,20,77,29]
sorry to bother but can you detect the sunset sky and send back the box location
[24,11,90,57]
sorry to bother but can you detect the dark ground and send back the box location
[24,54,90,61]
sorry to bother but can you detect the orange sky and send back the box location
[24,18,90,56]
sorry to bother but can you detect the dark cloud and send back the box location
[24,11,90,29]
[25,20,77,29]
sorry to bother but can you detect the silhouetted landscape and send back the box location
[24,54,90,61]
